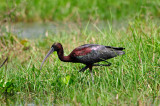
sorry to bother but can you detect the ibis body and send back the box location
[40,43,125,82]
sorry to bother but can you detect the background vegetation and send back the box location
[0,0,160,22]
[0,0,160,105]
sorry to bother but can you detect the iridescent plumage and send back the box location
[40,43,125,83]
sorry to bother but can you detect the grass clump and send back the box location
[0,19,160,105]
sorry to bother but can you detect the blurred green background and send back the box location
[0,0,159,22]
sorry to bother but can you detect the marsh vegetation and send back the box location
[0,0,160,105]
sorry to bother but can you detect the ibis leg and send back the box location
[89,65,94,83]
[104,60,111,65]
[93,64,111,66]
[93,61,111,66]
[79,65,88,72]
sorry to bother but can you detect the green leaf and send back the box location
[62,75,71,85]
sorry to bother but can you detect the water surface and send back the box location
[10,21,128,39]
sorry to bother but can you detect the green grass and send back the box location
[0,19,160,105]
[0,0,159,22]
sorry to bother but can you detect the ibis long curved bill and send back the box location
[40,47,54,70]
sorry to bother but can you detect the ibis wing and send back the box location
[71,47,92,57]
[71,45,124,64]
[71,44,102,57]
[70,45,105,63]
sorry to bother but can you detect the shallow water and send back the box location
[10,21,128,39]
[11,22,57,38]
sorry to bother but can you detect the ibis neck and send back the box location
[57,46,72,62]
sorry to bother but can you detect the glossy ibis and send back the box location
[40,43,125,83]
